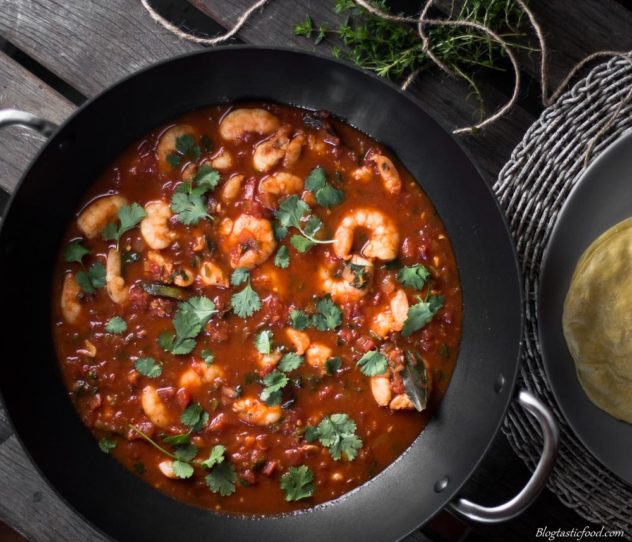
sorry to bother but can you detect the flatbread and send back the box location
[563,217,632,424]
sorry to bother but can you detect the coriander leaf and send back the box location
[183,296,216,326]
[280,465,315,501]
[255,330,274,355]
[173,460,194,479]
[279,352,304,373]
[201,445,226,470]
[158,331,175,352]
[171,189,210,226]
[231,268,250,286]
[166,152,181,169]
[162,433,190,446]
[101,222,119,242]
[274,245,290,268]
[290,309,310,330]
[290,234,315,253]
[174,443,198,462]
[101,203,146,245]
[193,165,221,191]
[303,215,323,237]
[76,262,106,294]
[135,357,162,378]
[273,222,288,241]
[312,296,342,331]
[200,134,213,153]
[356,350,387,377]
[304,166,343,207]
[275,195,310,230]
[304,426,320,443]
[64,240,90,264]
[201,349,215,365]
[231,283,261,318]
[260,370,288,405]
[325,357,342,375]
[98,437,117,454]
[180,403,209,432]
[175,134,196,155]
[314,413,362,461]
[205,461,237,496]
[105,316,127,334]
[305,166,327,192]
[401,295,444,337]
[397,264,431,290]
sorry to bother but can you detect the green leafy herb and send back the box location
[397,264,431,290]
[230,269,261,318]
[306,413,362,461]
[255,330,274,355]
[280,465,315,501]
[304,166,344,207]
[260,370,289,406]
[311,295,343,331]
[101,203,146,247]
[347,262,369,289]
[279,352,304,373]
[98,437,117,454]
[166,134,208,169]
[170,165,221,226]
[401,295,444,337]
[64,240,89,264]
[205,461,237,496]
[290,309,310,330]
[201,349,215,365]
[160,296,216,355]
[134,357,162,378]
[402,350,431,412]
[325,357,342,375]
[356,350,387,377]
[141,282,188,300]
[162,433,190,446]
[201,445,226,470]
[105,316,127,334]
[76,262,106,294]
[172,460,194,479]
[274,245,290,268]
[275,195,334,253]
[180,403,209,433]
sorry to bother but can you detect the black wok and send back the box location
[0,47,558,542]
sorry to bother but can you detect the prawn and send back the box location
[333,208,400,261]
[232,397,282,426]
[219,215,276,269]
[141,201,177,250]
[77,195,127,239]
[219,108,280,141]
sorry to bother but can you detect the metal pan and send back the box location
[0,46,557,541]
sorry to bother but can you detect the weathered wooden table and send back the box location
[0,1,631,540]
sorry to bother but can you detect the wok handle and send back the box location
[0,109,58,137]
[0,109,58,218]
[448,390,559,524]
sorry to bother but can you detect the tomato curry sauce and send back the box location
[52,103,462,514]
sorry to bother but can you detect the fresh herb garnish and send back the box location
[397,264,431,290]
[260,370,289,406]
[98,437,117,454]
[201,445,226,470]
[101,203,146,248]
[279,352,304,373]
[401,295,444,337]
[166,134,206,168]
[274,245,290,268]
[159,296,216,355]
[275,195,334,254]
[356,350,387,377]
[201,349,215,365]
[201,445,236,496]
[162,433,190,446]
[311,295,343,331]
[255,330,274,355]
[304,413,362,461]
[180,403,209,433]
[105,316,127,334]
[134,357,162,378]
[304,166,344,207]
[170,165,220,226]
[280,465,315,501]
[290,309,311,330]
[64,240,90,264]
[230,269,262,318]
[76,262,106,294]
[325,357,342,375]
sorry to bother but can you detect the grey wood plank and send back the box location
[0,0,199,96]
[0,51,74,193]
[0,436,107,542]
[0,402,10,445]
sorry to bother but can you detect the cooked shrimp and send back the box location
[368,153,402,195]
[371,289,409,338]
[333,208,399,261]
[253,126,291,172]
[219,108,280,141]
[77,195,127,239]
[389,394,416,410]
[370,374,391,407]
[141,385,170,428]
[319,256,374,304]
[141,201,177,250]
[285,328,310,355]
[258,351,282,370]
[233,397,282,426]
[283,131,306,168]
[144,250,174,283]
[220,174,244,203]
[173,267,195,287]
[306,343,333,372]
[61,273,82,324]
[157,124,197,171]
[219,215,276,269]
[198,260,229,288]
[179,361,225,391]
[106,249,129,304]
[351,165,374,183]
[258,172,303,208]
[211,148,233,170]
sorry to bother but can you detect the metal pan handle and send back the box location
[449,390,559,523]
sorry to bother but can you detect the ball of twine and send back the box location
[495,53,632,535]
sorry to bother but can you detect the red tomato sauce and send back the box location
[51,103,462,514]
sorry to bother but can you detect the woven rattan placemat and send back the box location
[493,55,632,535]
